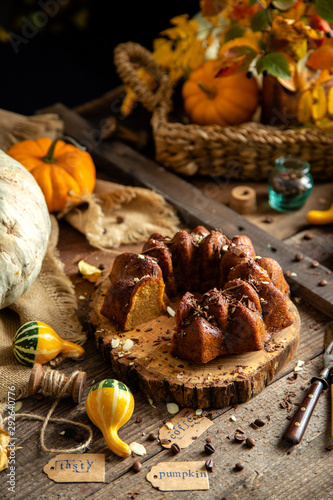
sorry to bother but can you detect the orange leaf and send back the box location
[307,45,333,70]
[200,0,228,17]
[214,60,245,77]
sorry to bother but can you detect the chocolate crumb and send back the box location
[303,232,313,240]
[263,216,274,223]
[325,444,333,451]
[311,260,319,268]
[294,253,303,262]
[318,279,328,286]
[135,417,142,424]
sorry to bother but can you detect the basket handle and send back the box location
[113,42,171,112]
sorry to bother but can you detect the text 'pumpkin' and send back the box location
[182,60,259,127]
[7,136,96,213]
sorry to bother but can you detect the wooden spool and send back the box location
[90,272,301,409]
[229,186,257,215]
[28,364,87,404]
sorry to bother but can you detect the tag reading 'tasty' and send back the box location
[43,454,105,483]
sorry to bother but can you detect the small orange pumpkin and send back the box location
[182,60,259,127]
[7,136,96,213]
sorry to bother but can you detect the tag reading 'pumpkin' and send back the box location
[159,408,214,448]
[146,461,209,491]
[43,454,105,483]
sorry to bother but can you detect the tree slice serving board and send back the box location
[90,272,301,409]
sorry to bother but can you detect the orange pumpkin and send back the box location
[7,136,96,213]
[182,60,259,127]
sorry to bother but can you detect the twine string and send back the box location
[3,369,93,454]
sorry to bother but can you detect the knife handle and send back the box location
[283,377,328,446]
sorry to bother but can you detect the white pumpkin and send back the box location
[0,149,51,309]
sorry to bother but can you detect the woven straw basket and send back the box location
[114,42,333,181]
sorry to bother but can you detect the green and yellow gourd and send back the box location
[12,321,85,366]
[85,379,134,458]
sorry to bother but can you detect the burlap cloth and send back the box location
[0,108,63,151]
[59,178,180,249]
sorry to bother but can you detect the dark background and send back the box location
[0,0,199,115]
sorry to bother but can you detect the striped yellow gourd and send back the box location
[85,379,134,457]
[12,321,85,366]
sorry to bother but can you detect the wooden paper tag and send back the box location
[146,461,209,491]
[43,454,105,483]
[159,408,214,448]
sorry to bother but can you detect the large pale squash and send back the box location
[0,150,51,309]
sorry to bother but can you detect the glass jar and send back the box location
[268,156,314,213]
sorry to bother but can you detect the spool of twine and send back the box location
[2,367,93,454]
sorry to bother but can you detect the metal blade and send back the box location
[323,322,333,372]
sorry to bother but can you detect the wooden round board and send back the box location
[90,272,301,409]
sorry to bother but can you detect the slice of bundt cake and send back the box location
[100,253,167,331]
[100,226,294,362]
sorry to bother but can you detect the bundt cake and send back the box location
[100,226,294,363]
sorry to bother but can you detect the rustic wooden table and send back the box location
[1,102,333,500]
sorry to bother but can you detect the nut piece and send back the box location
[132,461,142,473]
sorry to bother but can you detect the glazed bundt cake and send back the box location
[100,226,294,363]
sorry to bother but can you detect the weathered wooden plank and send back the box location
[41,103,333,319]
